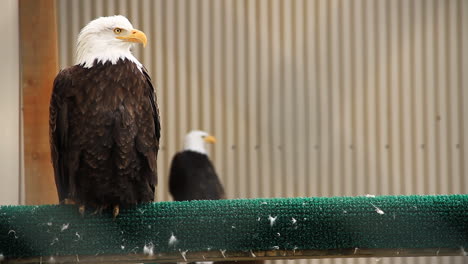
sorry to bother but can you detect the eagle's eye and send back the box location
[113,28,123,34]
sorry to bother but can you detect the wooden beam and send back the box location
[19,0,58,205]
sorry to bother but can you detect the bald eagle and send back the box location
[49,15,160,217]
[169,131,225,201]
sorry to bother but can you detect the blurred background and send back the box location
[1,0,467,263]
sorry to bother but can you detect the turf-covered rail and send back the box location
[1,195,467,263]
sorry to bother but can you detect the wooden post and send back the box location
[19,0,58,205]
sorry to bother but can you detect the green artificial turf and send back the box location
[0,195,467,260]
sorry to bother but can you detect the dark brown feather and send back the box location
[49,59,160,207]
[169,151,225,201]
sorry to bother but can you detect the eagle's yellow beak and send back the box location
[204,135,216,144]
[116,29,147,47]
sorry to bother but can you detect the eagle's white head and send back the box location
[75,15,147,69]
[183,130,217,155]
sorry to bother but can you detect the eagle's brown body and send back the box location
[169,151,225,201]
[49,59,160,209]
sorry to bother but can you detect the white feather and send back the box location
[75,15,142,70]
[184,130,210,155]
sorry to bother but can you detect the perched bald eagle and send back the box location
[169,131,225,201]
[49,15,160,217]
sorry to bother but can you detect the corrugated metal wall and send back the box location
[57,1,467,263]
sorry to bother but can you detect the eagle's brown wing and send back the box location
[143,68,161,143]
[138,68,161,191]
[49,67,76,202]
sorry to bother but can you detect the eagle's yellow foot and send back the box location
[78,205,85,217]
[113,205,120,219]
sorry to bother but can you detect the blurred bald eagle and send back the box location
[49,15,160,217]
[169,130,225,201]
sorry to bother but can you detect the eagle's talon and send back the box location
[78,205,85,217]
[113,205,120,219]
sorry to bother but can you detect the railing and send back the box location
[1,195,467,263]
